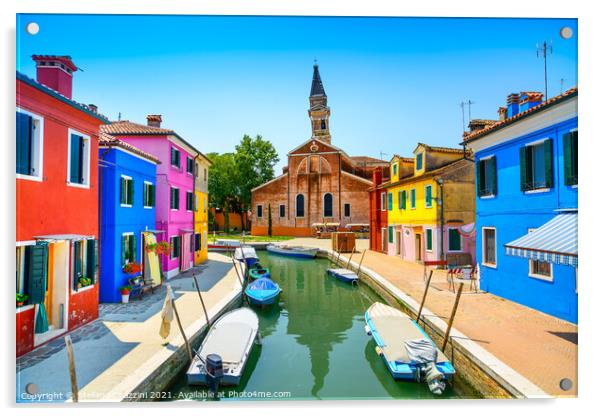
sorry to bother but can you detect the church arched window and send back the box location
[323,193,333,217]
[321,119,326,130]
[296,194,305,217]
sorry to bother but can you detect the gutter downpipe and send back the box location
[437,178,444,264]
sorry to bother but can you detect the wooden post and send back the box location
[64,335,78,403]
[192,273,211,327]
[345,245,356,269]
[416,270,433,325]
[334,243,343,266]
[169,287,193,363]
[231,257,244,288]
[442,283,464,352]
[356,249,367,274]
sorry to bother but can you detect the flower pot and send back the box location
[16,302,24,308]
[121,293,130,304]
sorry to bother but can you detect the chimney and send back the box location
[506,93,520,118]
[146,114,162,128]
[519,92,543,113]
[88,104,98,113]
[498,106,508,121]
[468,119,497,132]
[372,167,383,187]
[32,55,78,99]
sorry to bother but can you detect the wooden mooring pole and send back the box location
[64,335,79,403]
[442,282,464,352]
[345,245,356,269]
[169,285,193,363]
[355,249,367,274]
[192,273,211,327]
[416,270,433,325]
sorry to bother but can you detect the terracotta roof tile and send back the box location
[351,156,388,165]
[99,132,161,164]
[101,120,175,136]
[416,142,469,155]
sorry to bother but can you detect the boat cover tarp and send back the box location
[404,339,438,364]
[504,212,577,267]
[248,278,278,291]
[234,247,259,260]
[329,268,357,276]
[200,322,254,364]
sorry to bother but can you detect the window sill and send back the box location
[529,273,553,282]
[16,304,35,313]
[144,206,154,209]
[72,284,95,294]
[121,204,133,208]
[479,194,496,199]
[67,182,90,189]
[171,209,179,211]
[17,174,43,182]
[524,188,550,194]
[481,262,497,269]
[571,184,578,189]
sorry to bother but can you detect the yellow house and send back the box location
[384,143,476,265]
[194,154,212,265]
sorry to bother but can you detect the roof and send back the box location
[464,87,578,143]
[99,132,161,164]
[32,55,78,72]
[310,64,326,97]
[16,71,109,123]
[390,154,414,163]
[414,142,469,155]
[383,158,472,189]
[505,212,577,267]
[350,156,388,165]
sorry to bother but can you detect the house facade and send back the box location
[464,88,578,323]
[16,56,107,356]
[98,134,161,303]
[101,116,203,279]
[251,64,388,236]
[368,168,389,253]
[379,144,476,265]
[194,155,212,265]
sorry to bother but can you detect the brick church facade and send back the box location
[251,64,387,237]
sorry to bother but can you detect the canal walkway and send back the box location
[16,253,242,403]
[287,237,577,397]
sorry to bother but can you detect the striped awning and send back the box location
[504,212,578,267]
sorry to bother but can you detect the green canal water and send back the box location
[167,252,461,401]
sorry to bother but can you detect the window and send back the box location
[563,130,578,186]
[171,147,181,168]
[482,227,496,267]
[381,192,386,211]
[388,192,393,211]
[121,234,136,266]
[410,188,416,209]
[279,204,286,218]
[477,156,498,197]
[527,229,553,281]
[170,236,181,259]
[72,239,97,290]
[68,129,90,187]
[520,139,553,191]
[448,228,462,251]
[388,226,394,244]
[393,164,398,176]
[321,119,326,130]
[18,243,52,304]
[195,233,201,252]
[399,190,407,210]
[143,182,155,208]
[186,157,194,174]
[425,185,433,208]
[186,191,194,211]
[425,229,433,252]
[257,205,263,218]
[120,176,134,206]
[16,109,43,179]
[170,187,180,210]
[416,153,423,170]
[323,193,333,217]
[344,203,351,217]
[16,246,30,306]
[296,194,305,217]
[204,168,208,182]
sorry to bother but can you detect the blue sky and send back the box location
[16,14,577,171]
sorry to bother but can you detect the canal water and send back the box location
[167,252,460,401]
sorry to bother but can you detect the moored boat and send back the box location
[266,244,318,259]
[245,277,281,306]
[187,307,259,388]
[364,302,455,395]
[249,263,271,280]
[234,246,260,267]
[208,239,242,252]
[326,268,359,283]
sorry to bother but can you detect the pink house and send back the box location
[101,115,200,278]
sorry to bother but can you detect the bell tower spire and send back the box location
[308,62,331,144]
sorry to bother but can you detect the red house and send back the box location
[16,55,107,356]
[368,167,390,253]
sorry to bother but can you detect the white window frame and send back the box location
[186,156,194,175]
[526,228,554,282]
[143,181,154,209]
[120,174,133,208]
[186,191,194,212]
[425,228,434,252]
[380,192,386,212]
[447,227,463,252]
[171,147,181,169]
[16,107,44,182]
[67,128,91,189]
[170,235,180,259]
[523,137,552,194]
[170,186,179,211]
[481,227,497,268]
[410,188,416,209]
[425,184,433,208]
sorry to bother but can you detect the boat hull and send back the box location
[246,291,280,306]
[326,268,359,283]
[249,268,271,280]
[266,245,318,259]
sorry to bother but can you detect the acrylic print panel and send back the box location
[15,14,577,402]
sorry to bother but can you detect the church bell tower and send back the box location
[308,63,331,144]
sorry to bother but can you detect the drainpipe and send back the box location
[437,178,444,263]
[98,145,112,296]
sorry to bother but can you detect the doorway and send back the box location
[396,231,401,256]
[415,233,422,262]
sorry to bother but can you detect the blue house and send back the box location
[464,88,578,323]
[99,134,161,302]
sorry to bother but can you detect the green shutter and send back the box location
[426,229,433,251]
[120,177,126,204]
[477,160,485,196]
[388,226,393,243]
[544,139,554,188]
[129,235,137,263]
[27,244,48,304]
[127,179,134,205]
[152,185,156,207]
[73,241,83,289]
[388,193,392,211]
[86,239,98,283]
[401,190,406,209]
[70,134,82,183]
[16,112,33,175]
[563,132,577,186]
[121,235,127,266]
[490,157,498,195]
[411,189,416,208]
[170,188,174,209]
[425,186,432,207]
[449,229,461,251]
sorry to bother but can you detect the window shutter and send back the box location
[544,139,554,188]
[70,134,82,183]
[563,132,577,186]
[151,185,156,206]
[130,235,137,263]
[86,239,98,283]
[78,137,85,183]
[520,146,528,191]
[388,192,392,210]
[477,160,485,196]
[490,157,498,195]
[73,241,82,289]
[401,190,406,209]
[27,244,48,304]
[425,186,432,206]
[128,179,134,205]
[121,235,127,266]
[426,230,432,251]
[388,226,393,243]
[16,112,33,175]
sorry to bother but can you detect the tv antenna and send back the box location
[537,41,553,100]
[560,78,565,94]
[460,100,475,132]
[379,151,388,161]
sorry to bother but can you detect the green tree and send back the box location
[207,152,238,233]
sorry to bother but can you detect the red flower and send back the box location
[123,261,142,275]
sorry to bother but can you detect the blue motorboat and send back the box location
[245,277,281,306]
[326,268,359,284]
[249,263,271,280]
[364,302,455,395]
[234,246,260,268]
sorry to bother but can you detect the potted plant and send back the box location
[145,242,157,253]
[123,261,142,276]
[16,293,28,308]
[78,276,92,288]
[119,285,132,303]
[156,241,170,257]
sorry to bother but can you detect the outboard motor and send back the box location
[404,339,447,395]
[205,353,224,396]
